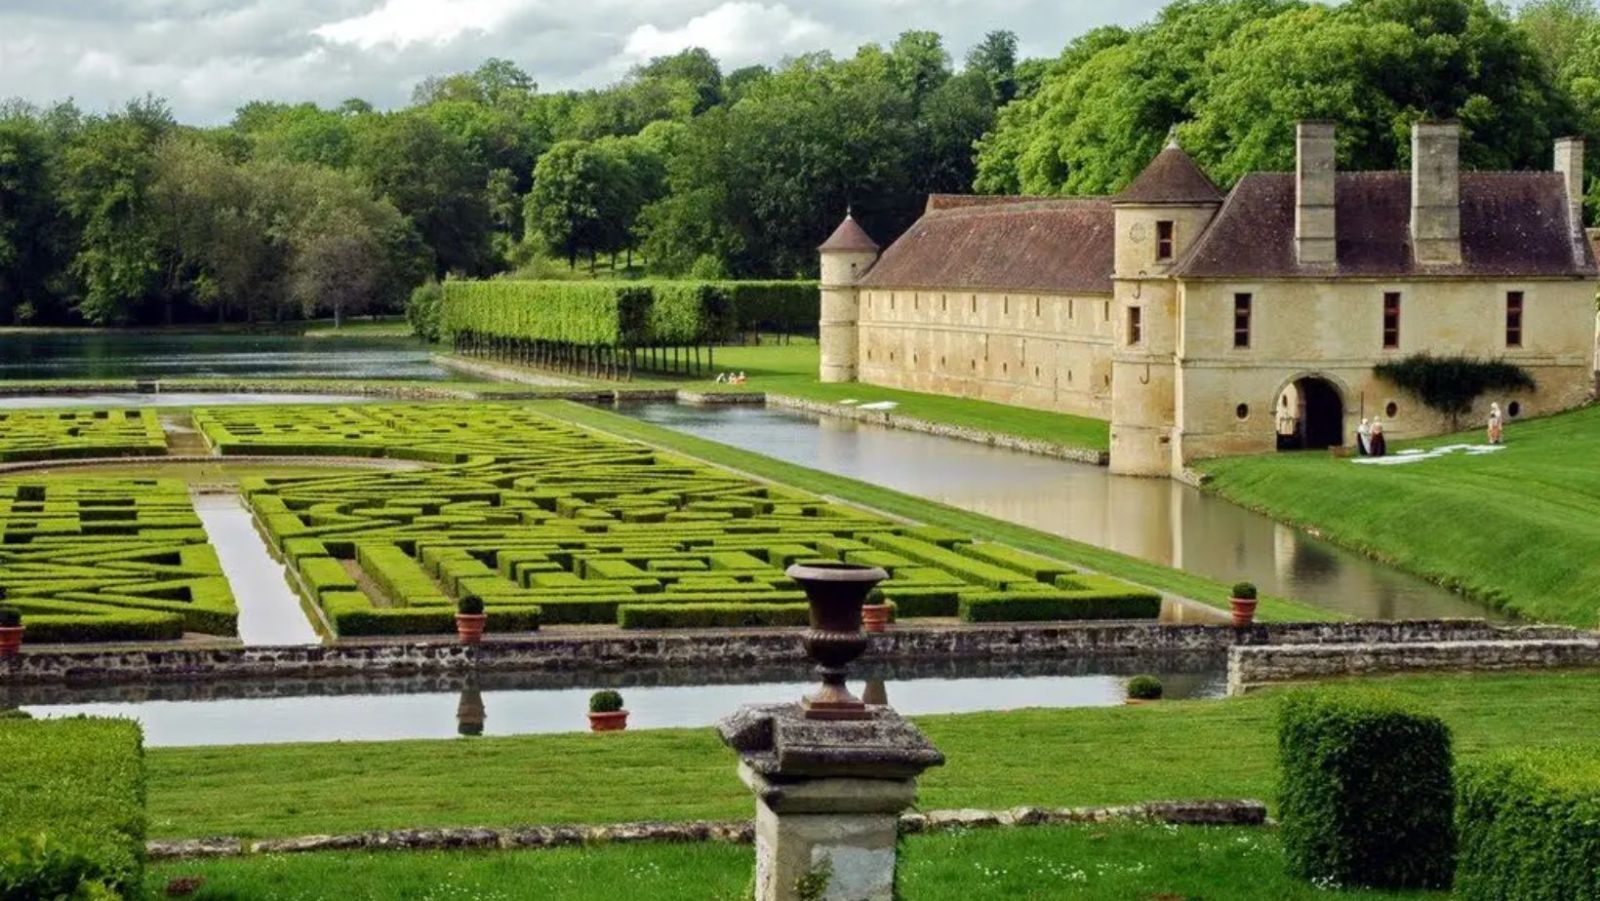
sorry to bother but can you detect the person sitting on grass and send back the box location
[731,371,748,385]
[714,372,728,384]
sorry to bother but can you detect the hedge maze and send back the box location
[0,478,237,642]
[197,402,1160,638]
[0,409,166,462]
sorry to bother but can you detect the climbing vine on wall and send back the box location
[1373,354,1535,427]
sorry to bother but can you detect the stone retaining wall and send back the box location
[765,394,1110,465]
[1227,638,1600,694]
[1,620,1559,687]
[146,799,1267,861]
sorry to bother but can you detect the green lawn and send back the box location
[145,669,1600,840]
[1199,404,1600,627]
[145,822,1429,900]
[542,400,1332,622]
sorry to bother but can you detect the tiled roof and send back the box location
[1112,143,1224,206]
[858,195,1114,295]
[1175,172,1597,279]
[818,214,880,252]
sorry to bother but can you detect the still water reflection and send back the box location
[0,332,455,381]
[613,403,1488,622]
[13,656,1224,747]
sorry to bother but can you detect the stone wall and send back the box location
[1,619,1549,687]
[1227,637,1600,694]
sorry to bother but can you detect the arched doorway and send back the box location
[1295,376,1344,449]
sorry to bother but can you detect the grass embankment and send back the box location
[146,822,1425,900]
[1199,405,1600,628]
[541,400,1330,622]
[145,669,1600,839]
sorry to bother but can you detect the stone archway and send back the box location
[1294,376,1345,450]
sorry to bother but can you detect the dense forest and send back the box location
[1,0,1598,327]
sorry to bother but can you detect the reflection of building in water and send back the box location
[456,687,485,736]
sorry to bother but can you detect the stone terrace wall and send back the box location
[1,619,1561,687]
[1228,637,1600,694]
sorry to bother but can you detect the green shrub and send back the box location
[0,718,146,897]
[0,608,18,628]
[720,281,818,336]
[589,690,624,713]
[1278,689,1455,890]
[1127,675,1163,700]
[1456,746,1600,901]
[458,596,485,616]
[1374,353,1535,425]
[1231,582,1257,600]
[958,581,1161,623]
[440,281,652,346]
[617,602,811,629]
[407,279,444,342]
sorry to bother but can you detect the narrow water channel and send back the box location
[0,393,372,409]
[193,493,321,646]
[610,403,1488,622]
[13,656,1225,747]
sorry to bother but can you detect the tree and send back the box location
[966,30,1020,103]
[0,111,68,324]
[524,140,630,268]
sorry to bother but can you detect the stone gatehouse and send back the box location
[819,121,1599,476]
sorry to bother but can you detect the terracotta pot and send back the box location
[0,626,21,657]
[455,613,487,645]
[1229,597,1258,627]
[785,562,888,720]
[588,710,629,732]
[861,603,892,633]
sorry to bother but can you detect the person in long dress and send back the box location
[1369,419,1387,457]
[1487,403,1504,445]
[1357,418,1372,456]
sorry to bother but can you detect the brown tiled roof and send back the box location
[858,196,1114,295]
[818,214,880,252]
[1176,172,1597,279]
[1113,143,1224,206]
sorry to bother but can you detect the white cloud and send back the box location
[623,2,832,67]
[313,0,532,50]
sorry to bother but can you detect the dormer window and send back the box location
[1155,221,1175,261]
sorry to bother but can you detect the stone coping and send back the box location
[0,619,1562,688]
[146,799,1268,861]
[1227,637,1600,694]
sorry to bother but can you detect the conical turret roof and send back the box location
[1113,139,1224,205]
[819,213,880,252]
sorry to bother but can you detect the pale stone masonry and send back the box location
[820,121,1600,476]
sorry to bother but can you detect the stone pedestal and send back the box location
[719,703,943,901]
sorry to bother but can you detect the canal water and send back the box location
[10,655,1225,747]
[0,331,454,381]
[193,494,321,646]
[611,402,1486,622]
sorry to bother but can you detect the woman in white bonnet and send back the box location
[1357,417,1372,456]
[1487,403,1504,445]
[1368,418,1386,457]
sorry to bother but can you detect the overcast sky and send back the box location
[0,0,1184,124]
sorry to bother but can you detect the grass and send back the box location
[540,400,1333,622]
[1198,404,1600,627]
[143,669,1600,840]
[144,822,1430,900]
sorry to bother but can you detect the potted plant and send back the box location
[860,588,892,634]
[1229,582,1259,627]
[455,597,487,645]
[1126,674,1163,705]
[0,607,22,658]
[588,689,628,732]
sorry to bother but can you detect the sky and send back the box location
[0,0,1176,125]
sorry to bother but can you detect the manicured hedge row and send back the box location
[441,281,652,346]
[0,409,165,462]
[0,717,147,898]
[720,281,819,336]
[1456,746,1600,900]
[197,402,1164,638]
[617,602,812,629]
[1278,689,1456,890]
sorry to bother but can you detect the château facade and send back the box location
[819,121,1599,477]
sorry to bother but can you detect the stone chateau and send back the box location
[818,121,1599,476]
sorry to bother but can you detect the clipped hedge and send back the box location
[441,281,652,346]
[0,717,147,898]
[1456,746,1600,900]
[721,281,819,336]
[1278,689,1456,890]
[617,602,812,629]
[649,282,735,345]
[958,577,1161,623]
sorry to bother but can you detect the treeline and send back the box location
[4,0,1600,328]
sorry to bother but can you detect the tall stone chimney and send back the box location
[1295,121,1337,265]
[1555,136,1585,231]
[1410,121,1461,266]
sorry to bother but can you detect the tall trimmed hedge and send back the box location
[648,282,735,345]
[441,281,652,346]
[1278,689,1456,890]
[720,281,819,336]
[0,718,147,898]
[1456,747,1600,900]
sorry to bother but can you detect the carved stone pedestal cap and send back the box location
[717,702,946,781]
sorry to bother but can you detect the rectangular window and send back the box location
[1156,221,1175,261]
[1233,293,1252,348]
[1382,292,1401,348]
[1127,306,1143,345]
[1506,291,1524,347]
